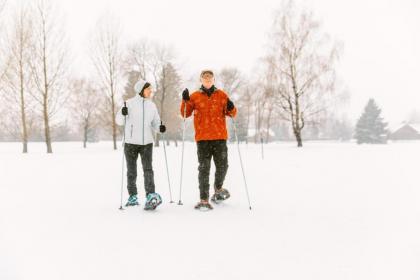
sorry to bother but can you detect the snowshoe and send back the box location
[194,200,213,211]
[144,193,162,211]
[125,195,139,207]
[211,188,230,204]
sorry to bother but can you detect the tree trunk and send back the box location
[19,59,28,153]
[83,123,88,148]
[255,100,266,143]
[109,59,117,150]
[43,100,52,153]
[294,129,303,147]
[246,104,250,142]
[254,102,261,143]
[290,59,303,148]
[260,137,264,159]
[111,94,117,150]
[266,107,273,142]
[42,35,52,154]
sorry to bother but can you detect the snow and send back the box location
[1,141,420,280]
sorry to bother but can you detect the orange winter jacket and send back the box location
[180,88,237,142]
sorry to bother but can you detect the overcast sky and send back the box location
[4,0,420,124]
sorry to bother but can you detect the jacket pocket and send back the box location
[130,125,133,138]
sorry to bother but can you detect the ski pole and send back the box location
[161,122,173,203]
[119,102,127,210]
[178,101,187,205]
[231,117,252,210]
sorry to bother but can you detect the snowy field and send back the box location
[1,140,419,280]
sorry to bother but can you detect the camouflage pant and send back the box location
[196,140,229,200]
[124,143,155,196]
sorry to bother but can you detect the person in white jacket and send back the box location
[116,79,166,210]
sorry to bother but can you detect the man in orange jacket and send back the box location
[180,70,237,210]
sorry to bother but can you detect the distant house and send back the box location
[389,123,420,140]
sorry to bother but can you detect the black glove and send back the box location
[227,98,235,111]
[122,106,128,116]
[182,88,190,101]
[159,123,166,133]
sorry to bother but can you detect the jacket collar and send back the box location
[135,94,146,101]
[199,85,217,97]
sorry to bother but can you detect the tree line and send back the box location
[0,0,352,153]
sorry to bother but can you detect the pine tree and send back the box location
[355,99,388,144]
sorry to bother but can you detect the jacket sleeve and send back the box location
[180,99,194,118]
[226,106,237,118]
[223,93,237,118]
[116,105,125,126]
[151,103,161,133]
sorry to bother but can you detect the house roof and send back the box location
[410,124,420,132]
[390,122,420,133]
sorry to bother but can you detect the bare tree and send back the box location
[0,0,10,84]
[124,39,151,81]
[148,44,175,145]
[218,67,247,142]
[253,77,268,143]
[68,78,103,148]
[218,67,242,97]
[2,2,33,152]
[268,1,339,147]
[0,75,39,144]
[90,14,123,150]
[121,39,152,101]
[154,62,182,146]
[121,41,148,99]
[260,58,278,142]
[239,84,255,143]
[29,0,68,153]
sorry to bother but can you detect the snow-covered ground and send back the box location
[1,141,419,280]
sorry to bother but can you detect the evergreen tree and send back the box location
[355,99,388,144]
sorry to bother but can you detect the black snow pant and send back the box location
[124,143,155,197]
[196,140,229,200]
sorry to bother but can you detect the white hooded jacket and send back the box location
[116,95,161,145]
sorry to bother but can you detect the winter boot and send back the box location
[125,194,139,207]
[194,200,213,211]
[211,188,230,204]
[144,193,162,211]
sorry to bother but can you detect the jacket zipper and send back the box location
[142,99,145,145]
[130,125,133,138]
